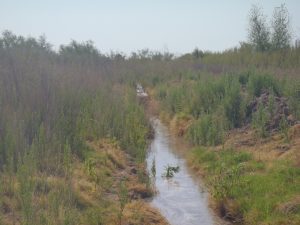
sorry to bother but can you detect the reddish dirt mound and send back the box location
[246,90,298,131]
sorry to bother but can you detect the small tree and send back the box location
[271,4,291,50]
[192,48,204,58]
[248,4,270,51]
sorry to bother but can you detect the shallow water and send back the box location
[146,118,215,225]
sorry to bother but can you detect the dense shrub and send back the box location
[0,32,150,224]
[187,113,226,146]
[223,77,245,128]
[247,73,281,97]
[251,102,270,138]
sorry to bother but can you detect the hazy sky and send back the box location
[1,0,299,54]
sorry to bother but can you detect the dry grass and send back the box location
[169,114,193,137]
[83,139,167,224]
[276,195,300,215]
[1,196,20,225]
[123,201,169,225]
[0,139,168,225]
[223,123,300,164]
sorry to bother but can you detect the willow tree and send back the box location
[271,4,291,50]
[248,5,270,52]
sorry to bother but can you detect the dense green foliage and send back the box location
[156,71,300,144]
[0,31,149,166]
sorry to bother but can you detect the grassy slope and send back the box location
[0,139,168,225]
[188,126,300,224]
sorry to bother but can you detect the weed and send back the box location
[279,117,290,143]
[117,181,129,225]
[151,158,156,178]
[252,102,269,138]
[162,165,180,178]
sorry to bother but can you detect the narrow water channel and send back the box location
[146,118,216,225]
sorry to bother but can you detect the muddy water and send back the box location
[146,118,216,225]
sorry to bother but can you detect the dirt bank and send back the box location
[0,138,169,225]
[84,139,170,225]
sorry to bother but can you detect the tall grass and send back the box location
[0,31,150,224]
[156,71,298,145]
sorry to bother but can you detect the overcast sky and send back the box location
[1,0,299,54]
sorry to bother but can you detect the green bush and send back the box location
[247,73,281,97]
[252,102,270,138]
[189,78,226,117]
[238,71,250,85]
[223,77,245,128]
[155,84,167,100]
[279,117,290,143]
[187,113,226,146]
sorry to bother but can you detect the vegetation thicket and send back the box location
[0,31,169,225]
[0,3,299,225]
